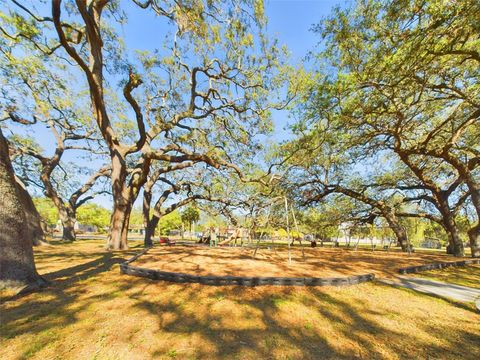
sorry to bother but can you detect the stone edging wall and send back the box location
[398,259,480,274]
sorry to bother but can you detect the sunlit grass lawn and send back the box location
[415,264,480,289]
[1,239,479,360]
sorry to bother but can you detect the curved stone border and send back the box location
[398,259,480,274]
[120,248,375,287]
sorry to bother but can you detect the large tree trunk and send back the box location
[108,183,135,251]
[390,223,410,252]
[443,222,464,257]
[468,224,480,258]
[442,157,480,256]
[41,172,78,241]
[108,201,131,250]
[108,188,142,250]
[14,177,47,246]
[465,184,480,258]
[143,187,154,247]
[57,205,77,241]
[436,199,464,257]
[144,216,159,248]
[383,211,410,252]
[107,154,131,250]
[120,205,132,246]
[0,129,46,290]
[460,170,480,220]
[107,152,147,250]
[61,216,76,242]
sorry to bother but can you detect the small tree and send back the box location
[33,197,59,227]
[181,206,200,233]
[158,211,182,236]
[76,203,111,233]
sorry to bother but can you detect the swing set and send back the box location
[252,196,306,264]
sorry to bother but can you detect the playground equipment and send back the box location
[252,196,306,264]
[197,227,220,247]
[218,227,249,246]
[199,226,250,247]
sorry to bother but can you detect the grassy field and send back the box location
[1,239,479,360]
[416,264,480,289]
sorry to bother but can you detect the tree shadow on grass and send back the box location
[1,241,479,360]
[44,254,125,282]
[121,281,480,359]
[307,287,479,359]
[128,286,337,359]
[0,250,134,347]
[377,280,479,314]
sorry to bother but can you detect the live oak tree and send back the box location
[385,0,480,257]
[0,13,111,241]
[389,161,470,255]
[142,164,250,247]
[14,0,285,250]
[141,161,207,246]
[292,0,479,256]
[281,102,426,252]
[14,176,47,246]
[285,161,413,251]
[142,166,203,247]
[1,1,286,250]
[0,127,46,290]
[7,128,111,241]
[284,101,469,255]
[337,161,472,255]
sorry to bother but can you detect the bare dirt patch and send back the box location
[133,245,456,279]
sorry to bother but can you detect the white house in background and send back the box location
[128,224,145,235]
[337,222,389,246]
[55,220,97,233]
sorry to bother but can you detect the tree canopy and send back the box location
[278,0,479,257]
[0,0,478,259]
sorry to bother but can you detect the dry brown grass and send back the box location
[1,239,479,360]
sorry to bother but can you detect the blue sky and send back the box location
[264,0,346,139]
[5,0,346,209]
[266,0,344,61]
[115,0,346,142]
[118,0,346,141]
